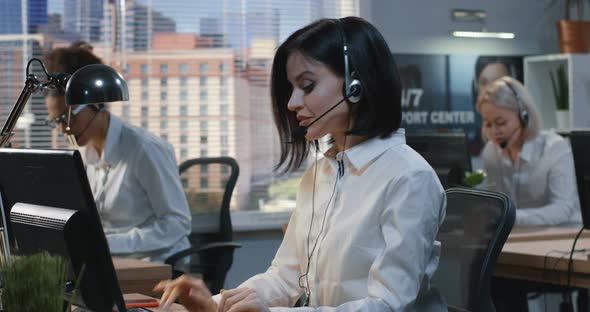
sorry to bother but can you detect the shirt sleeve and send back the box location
[236,209,305,308]
[516,146,580,226]
[264,170,445,312]
[106,141,192,254]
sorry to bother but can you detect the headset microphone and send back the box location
[291,96,350,141]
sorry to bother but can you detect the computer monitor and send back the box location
[569,131,590,229]
[0,148,127,311]
[406,132,472,189]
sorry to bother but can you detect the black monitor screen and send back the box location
[0,148,126,311]
[570,131,590,229]
[406,132,472,188]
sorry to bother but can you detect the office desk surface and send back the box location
[113,257,172,296]
[496,232,590,288]
[507,226,590,243]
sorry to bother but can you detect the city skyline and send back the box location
[0,0,359,212]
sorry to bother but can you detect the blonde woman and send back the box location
[477,76,580,226]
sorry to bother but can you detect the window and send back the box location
[200,177,208,189]
[200,149,207,157]
[180,90,188,101]
[221,149,229,156]
[220,89,228,101]
[22,0,359,213]
[141,64,149,75]
[199,62,208,74]
[122,105,130,117]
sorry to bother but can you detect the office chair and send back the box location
[165,157,241,294]
[432,187,515,312]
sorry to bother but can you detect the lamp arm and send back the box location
[0,59,65,148]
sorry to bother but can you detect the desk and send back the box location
[507,226,590,243]
[496,227,590,288]
[113,257,171,296]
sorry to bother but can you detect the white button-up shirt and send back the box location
[80,114,191,263]
[238,129,447,311]
[482,130,581,226]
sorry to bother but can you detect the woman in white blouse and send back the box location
[476,76,580,226]
[44,45,191,263]
[155,17,446,311]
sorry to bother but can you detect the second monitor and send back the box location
[405,132,472,189]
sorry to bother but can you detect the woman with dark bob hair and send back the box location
[155,17,447,312]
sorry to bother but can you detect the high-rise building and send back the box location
[199,17,225,48]
[0,36,50,149]
[101,35,251,210]
[63,0,103,42]
[102,0,176,52]
[0,0,48,34]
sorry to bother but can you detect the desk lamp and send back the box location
[0,58,129,147]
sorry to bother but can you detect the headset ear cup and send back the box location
[347,79,362,103]
[520,109,529,127]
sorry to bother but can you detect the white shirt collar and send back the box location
[80,114,123,168]
[323,128,406,172]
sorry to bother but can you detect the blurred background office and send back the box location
[0,0,581,310]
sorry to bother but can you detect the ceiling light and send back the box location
[452,31,515,39]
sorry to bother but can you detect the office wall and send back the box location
[361,0,563,55]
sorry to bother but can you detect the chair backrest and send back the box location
[179,157,239,244]
[432,187,515,312]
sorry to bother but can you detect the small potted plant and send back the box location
[463,170,487,189]
[1,253,69,312]
[549,64,570,129]
[554,0,590,52]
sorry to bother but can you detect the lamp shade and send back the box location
[65,64,129,105]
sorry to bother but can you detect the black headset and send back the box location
[335,19,362,104]
[502,77,529,127]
